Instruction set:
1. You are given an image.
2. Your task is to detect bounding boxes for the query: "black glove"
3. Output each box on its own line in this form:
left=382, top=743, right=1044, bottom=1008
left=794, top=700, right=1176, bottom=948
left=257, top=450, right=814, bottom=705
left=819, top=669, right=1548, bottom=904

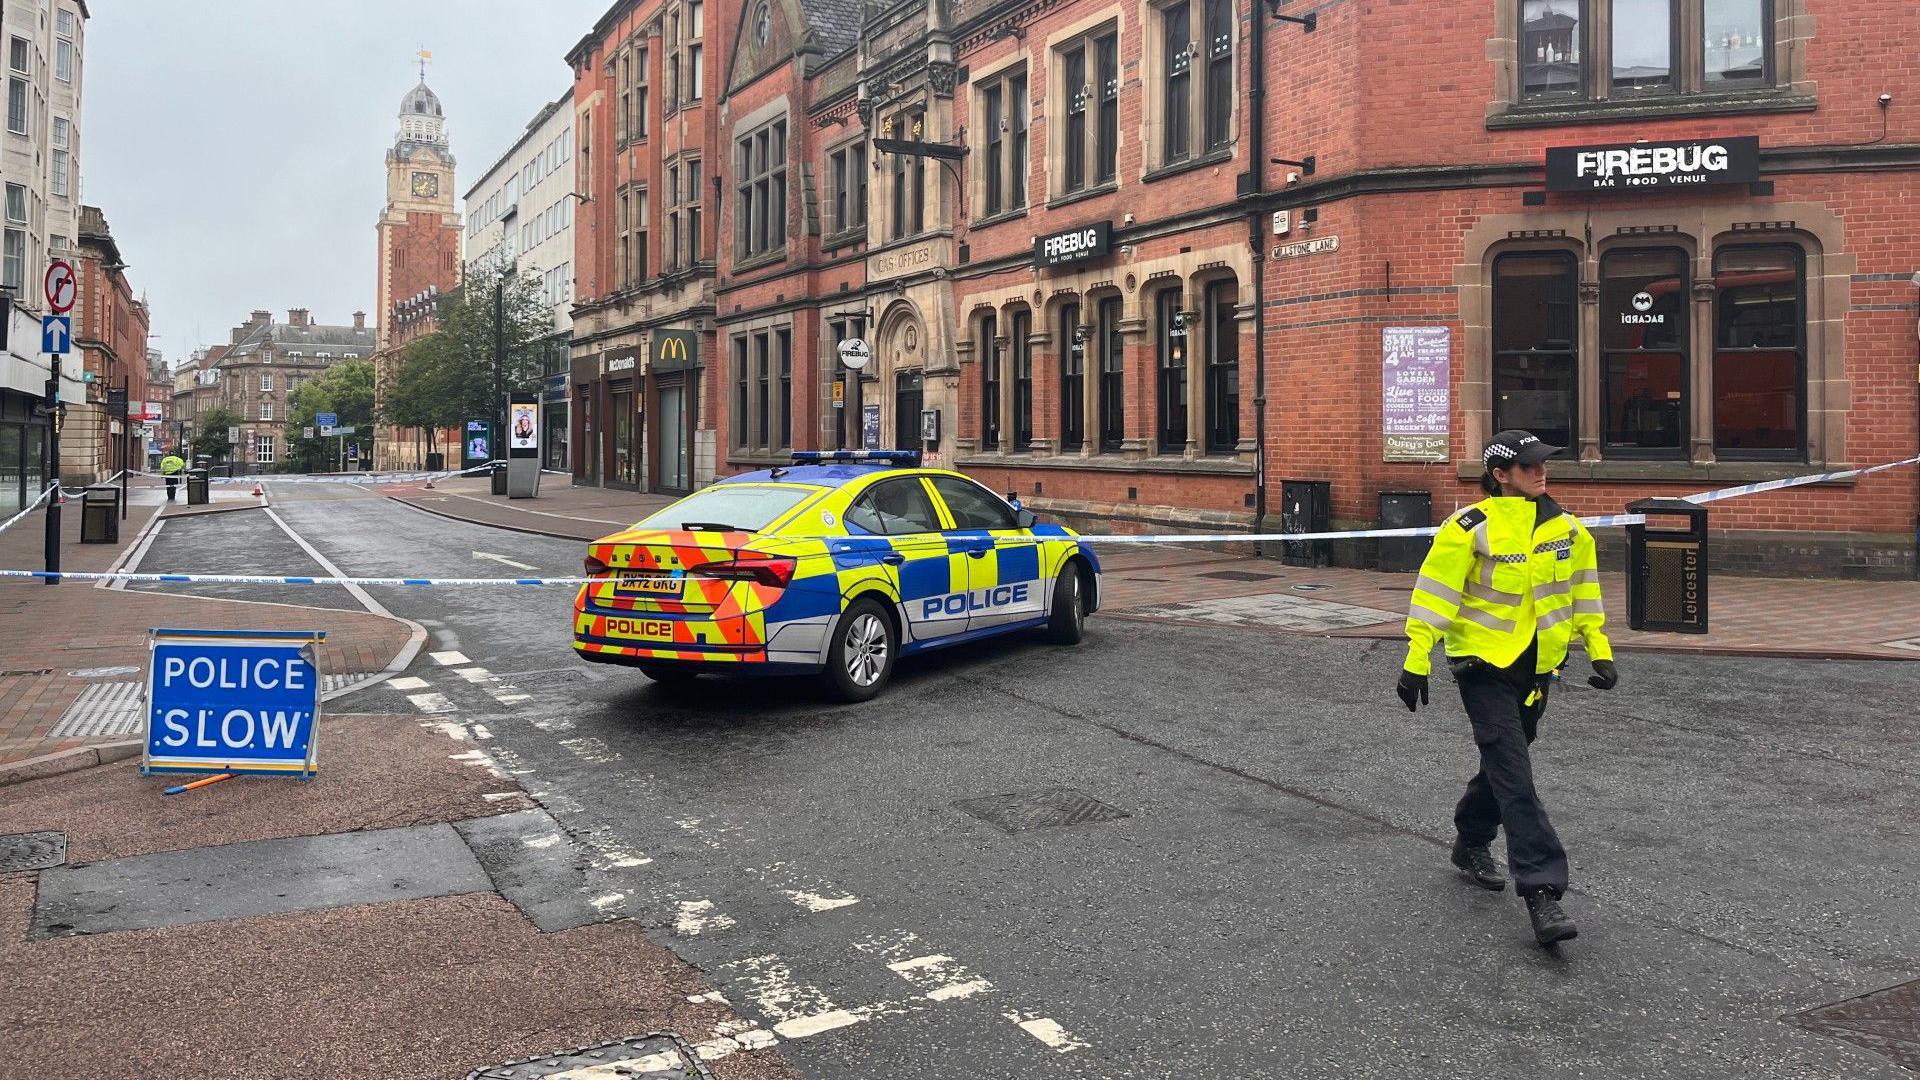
left=1396, top=670, right=1429, bottom=712
left=1588, top=659, right=1619, bottom=691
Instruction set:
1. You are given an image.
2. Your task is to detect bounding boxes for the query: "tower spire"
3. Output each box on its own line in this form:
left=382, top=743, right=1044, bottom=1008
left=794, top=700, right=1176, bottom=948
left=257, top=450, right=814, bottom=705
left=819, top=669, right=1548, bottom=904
left=417, top=46, right=431, bottom=82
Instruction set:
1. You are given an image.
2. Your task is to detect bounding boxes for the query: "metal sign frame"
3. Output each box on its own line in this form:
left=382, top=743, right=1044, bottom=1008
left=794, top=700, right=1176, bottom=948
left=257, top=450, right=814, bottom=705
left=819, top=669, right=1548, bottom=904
left=142, top=628, right=327, bottom=778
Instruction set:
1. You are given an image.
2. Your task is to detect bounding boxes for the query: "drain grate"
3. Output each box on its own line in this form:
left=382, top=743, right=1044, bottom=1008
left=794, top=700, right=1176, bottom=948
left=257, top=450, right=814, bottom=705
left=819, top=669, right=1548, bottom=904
left=955, top=789, right=1130, bottom=834
left=1796, top=978, right=1920, bottom=1071
left=468, top=1032, right=713, bottom=1079
left=47, top=682, right=143, bottom=739
left=0, top=831, right=68, bottom=873
left=1201, top=570, right=1283, bottom=582
left=0, top=668, right=54, bottom=678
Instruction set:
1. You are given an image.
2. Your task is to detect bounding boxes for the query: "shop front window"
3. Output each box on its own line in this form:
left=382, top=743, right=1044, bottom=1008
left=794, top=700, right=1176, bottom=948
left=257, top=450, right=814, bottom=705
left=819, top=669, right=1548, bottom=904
left=1712, top=245, right=1803, bottom=457
left=1600, top=249, right=1688, bottom=456
left=1491, top=252, right=1578, bottom=450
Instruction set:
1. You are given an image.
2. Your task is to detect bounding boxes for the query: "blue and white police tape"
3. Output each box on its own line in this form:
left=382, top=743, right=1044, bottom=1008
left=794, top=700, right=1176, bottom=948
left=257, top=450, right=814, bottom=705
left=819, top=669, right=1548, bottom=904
left=1680, top=454, right=1920, bottom=505
left=202, top=461, right=503, bottom=486
left=0, top=568, right=598, bottom=586
left=0, top=484, right=57, bottom=535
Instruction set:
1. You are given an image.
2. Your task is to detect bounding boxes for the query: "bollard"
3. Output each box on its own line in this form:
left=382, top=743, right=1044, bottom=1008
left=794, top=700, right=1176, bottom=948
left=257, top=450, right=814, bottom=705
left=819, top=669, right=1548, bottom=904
left=1625, top=498, right=1709, bottom=634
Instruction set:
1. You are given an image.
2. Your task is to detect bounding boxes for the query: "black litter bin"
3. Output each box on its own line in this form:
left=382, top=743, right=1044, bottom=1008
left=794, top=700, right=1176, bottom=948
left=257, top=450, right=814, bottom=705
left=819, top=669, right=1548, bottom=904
left=186, top=469, right=210, bottom=506
left=490, top=462, right=508, bottom=495
left=1280, top=480, right=1332, bottom=567
left=1377, top=490, right=1433, bottom=573
left=80, top=485, right=120, bottom=544
left=426, top=452, right=445, bottom=472
left=1625, top=498, right=1709, bottom=633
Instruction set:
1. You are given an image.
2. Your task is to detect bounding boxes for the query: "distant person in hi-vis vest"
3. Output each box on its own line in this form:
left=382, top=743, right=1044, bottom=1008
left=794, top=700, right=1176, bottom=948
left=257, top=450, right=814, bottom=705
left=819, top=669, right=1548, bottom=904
left=1396, top=430, right=1618, bottom=947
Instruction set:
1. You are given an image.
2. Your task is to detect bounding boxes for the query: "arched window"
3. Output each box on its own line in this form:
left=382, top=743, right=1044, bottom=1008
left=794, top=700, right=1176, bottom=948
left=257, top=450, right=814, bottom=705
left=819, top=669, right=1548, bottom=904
left=1058, top=303, right=1085, bottom=452
left=978, top=312, right=1000, bottom=451
left=1010, top=308, right=1033, bottom=451
left=1155, top=289, right=1187, bottom=453
left=1203, top=281, right=1239, bottom=452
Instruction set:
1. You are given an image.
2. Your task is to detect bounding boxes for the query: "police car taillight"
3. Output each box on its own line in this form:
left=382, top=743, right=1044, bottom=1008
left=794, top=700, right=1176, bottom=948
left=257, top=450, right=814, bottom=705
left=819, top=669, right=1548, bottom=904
left=584, top=554, right=611, bottom=576
left=701, top=551, right=797, bottom=588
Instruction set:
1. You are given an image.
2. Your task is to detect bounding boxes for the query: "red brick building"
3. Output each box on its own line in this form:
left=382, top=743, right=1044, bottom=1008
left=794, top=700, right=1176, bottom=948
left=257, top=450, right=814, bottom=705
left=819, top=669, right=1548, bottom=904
left=562, top=0, right=1918, bottom=576
left=70, top=205, right=150, bottom=482
left=568, top=0, right=730, bottom=494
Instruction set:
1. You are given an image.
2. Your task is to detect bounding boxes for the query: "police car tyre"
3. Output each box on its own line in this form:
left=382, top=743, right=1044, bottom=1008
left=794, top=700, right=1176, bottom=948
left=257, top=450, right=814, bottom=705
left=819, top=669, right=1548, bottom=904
left=638, top=663, right=699, bottom=685
left=824, top=597, right=896, bottom=702
left=1043, top=563, right=1086, bottom=645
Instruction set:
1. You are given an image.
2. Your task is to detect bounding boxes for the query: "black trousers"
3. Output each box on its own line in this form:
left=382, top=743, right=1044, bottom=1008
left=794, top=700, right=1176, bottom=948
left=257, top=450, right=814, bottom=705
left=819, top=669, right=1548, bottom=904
left=1451, top=641, right=1569, bottom=897
left=164, top=475, right=178, bottom=501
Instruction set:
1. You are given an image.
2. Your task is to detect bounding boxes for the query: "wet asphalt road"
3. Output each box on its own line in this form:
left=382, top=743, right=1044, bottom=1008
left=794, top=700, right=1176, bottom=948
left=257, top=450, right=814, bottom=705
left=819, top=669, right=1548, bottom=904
left=128, top=484, right=1920, bottom=1079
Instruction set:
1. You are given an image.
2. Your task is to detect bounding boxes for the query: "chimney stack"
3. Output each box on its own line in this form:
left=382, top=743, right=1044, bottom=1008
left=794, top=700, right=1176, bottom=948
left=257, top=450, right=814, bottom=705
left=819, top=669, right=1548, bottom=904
left=353, top=310, right=366, bottom=330
left=288, top=308, right=310, bottom=327
left=250, top=310, right=271, bottom=326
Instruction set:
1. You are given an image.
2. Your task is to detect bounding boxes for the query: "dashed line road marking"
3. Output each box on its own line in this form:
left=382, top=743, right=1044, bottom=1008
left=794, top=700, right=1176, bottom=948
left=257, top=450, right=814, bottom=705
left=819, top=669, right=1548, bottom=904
left=1004, top=1012, right=1089, bottom=1053
left=674, top=899, right=737, bottom=936
left=407, top=692, right=456, bottom=714
left=430, top=650, right=470, bottom=666
left=454, top=666, right=492, bottom=682
left=387, top=676, right=430, bottom=691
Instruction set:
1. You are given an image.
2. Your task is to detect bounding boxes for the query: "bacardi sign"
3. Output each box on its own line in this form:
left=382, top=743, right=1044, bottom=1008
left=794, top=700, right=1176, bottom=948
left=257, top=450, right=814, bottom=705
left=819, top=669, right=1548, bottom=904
left=1545, top=136, right=1760, bottom=192
left=1033, top=221, right=1112, bottom=268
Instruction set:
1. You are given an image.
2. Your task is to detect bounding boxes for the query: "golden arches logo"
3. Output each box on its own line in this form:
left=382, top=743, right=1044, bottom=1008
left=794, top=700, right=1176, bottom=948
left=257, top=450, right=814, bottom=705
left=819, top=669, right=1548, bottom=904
left=658, top=335, right=689, bottom=362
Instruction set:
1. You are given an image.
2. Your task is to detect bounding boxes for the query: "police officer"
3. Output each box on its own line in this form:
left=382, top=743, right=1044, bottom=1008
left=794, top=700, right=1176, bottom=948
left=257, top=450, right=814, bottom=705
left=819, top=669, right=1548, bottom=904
left=1395, top=430, right=1617, bottom=947
left=159, top=452, right=186, bottom=502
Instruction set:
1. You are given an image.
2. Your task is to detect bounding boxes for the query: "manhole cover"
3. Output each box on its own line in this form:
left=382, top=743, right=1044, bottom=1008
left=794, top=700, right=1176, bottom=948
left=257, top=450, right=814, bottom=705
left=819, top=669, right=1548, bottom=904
left=1201, top=570, right=1283, bottom=582
left=1796, top=978, right=1920, bottom=1071
left=0, top=832, right=68, bottom=873
left=468, top=1033, right=712, bottom=1078
left=955, top=789, right=1130, bottom=834
left=1291, top=584, right=1333, bottom=592
left=68, top=665, right=141, bottom=678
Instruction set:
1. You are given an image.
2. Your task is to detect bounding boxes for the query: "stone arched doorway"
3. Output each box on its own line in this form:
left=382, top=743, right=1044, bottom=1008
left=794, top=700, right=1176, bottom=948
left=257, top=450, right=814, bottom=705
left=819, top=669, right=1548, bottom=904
left=872, top=299, right=928, bottom=451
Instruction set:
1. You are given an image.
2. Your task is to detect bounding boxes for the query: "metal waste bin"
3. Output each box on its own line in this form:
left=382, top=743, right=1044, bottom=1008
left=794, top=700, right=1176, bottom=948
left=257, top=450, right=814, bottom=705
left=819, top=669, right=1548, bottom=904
left=186, top=469, right=210, bottom=506
left=490, top=461, right=508, bottom=495
left=80, top=485, right=120, bottom=544
left=1280, top=480, right=1332, bottom=567
left=1377, top=490, right=1433, bottom=573
left=1625, top=497, right=1708, bottom=633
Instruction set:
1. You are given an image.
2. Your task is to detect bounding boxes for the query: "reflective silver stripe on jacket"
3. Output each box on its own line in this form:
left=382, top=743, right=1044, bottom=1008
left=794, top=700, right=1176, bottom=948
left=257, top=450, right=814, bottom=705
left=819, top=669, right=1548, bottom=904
left=1415, top=575, right=1463, bottom=606
left=1464, top=579, right=1524, bottom=605
left=1456, top=605, right=1517, bottom=633
left=1408, top=602, right=1453, bottom=630
left=1572, top=567, right=1600, bottom=587
left=1573, top=598, right=1605, bottom=616
left=1535, top=605, right=1576, bottom=630
left=1534, top=577, right=1573, bottom=599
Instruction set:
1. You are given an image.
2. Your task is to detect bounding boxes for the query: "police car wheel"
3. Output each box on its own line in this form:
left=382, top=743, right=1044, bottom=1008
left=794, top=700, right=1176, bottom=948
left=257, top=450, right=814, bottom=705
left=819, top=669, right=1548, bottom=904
left=824, top=598, right=895, bottom=702
left=638, top=663, right=699, bottom=685
left=1043, top=564, right=1086, bottom=645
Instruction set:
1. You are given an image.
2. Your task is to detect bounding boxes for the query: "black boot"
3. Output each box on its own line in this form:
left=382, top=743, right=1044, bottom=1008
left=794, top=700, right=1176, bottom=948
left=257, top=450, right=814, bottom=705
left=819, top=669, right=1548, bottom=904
left=1450, top=837, right=1507, bottom=891
left=1525, top=891, right=1578, bottom=946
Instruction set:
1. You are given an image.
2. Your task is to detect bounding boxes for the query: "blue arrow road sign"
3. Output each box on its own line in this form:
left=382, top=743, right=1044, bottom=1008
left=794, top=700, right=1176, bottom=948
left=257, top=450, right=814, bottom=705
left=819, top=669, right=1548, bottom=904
left=316, top=412, right=338, bottom=428
left=41, top=315, right=71, bottom=354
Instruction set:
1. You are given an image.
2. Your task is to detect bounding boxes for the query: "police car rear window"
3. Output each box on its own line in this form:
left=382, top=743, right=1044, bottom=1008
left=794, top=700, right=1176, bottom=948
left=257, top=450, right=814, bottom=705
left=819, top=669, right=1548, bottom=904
left=635, top=485, right=814, bottom=533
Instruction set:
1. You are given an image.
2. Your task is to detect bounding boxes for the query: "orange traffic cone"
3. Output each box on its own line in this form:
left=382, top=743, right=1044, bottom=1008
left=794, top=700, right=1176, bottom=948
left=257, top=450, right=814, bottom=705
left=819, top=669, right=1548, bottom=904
left=251, top=484, right=264, bottom=498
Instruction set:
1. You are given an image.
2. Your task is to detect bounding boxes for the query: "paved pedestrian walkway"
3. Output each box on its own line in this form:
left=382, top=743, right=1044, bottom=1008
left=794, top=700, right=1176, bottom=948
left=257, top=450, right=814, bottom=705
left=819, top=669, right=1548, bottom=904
left=0, top=479, right=417, bottom=770
left=386, top=477, right=1920, bottom=661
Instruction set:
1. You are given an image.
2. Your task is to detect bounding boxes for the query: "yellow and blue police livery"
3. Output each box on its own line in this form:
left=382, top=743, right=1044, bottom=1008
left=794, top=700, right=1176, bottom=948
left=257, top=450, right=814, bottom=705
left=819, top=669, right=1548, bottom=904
left=572, top=450, right=1100, bottom=701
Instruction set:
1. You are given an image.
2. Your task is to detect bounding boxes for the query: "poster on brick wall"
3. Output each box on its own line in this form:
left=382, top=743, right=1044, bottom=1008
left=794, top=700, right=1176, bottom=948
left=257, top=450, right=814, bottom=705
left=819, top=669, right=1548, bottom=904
left=1382, top=326, right=1450, bottom=463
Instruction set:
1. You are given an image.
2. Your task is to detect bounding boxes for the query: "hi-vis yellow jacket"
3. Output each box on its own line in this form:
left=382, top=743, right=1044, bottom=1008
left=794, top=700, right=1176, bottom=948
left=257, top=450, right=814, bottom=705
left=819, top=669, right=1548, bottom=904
left=1403, top=495, right=1613, bottom=677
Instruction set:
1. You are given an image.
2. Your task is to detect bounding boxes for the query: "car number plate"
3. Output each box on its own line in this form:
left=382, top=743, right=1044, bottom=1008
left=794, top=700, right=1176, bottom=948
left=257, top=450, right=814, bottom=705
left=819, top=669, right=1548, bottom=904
left=615, top=570, right=683, bottom=596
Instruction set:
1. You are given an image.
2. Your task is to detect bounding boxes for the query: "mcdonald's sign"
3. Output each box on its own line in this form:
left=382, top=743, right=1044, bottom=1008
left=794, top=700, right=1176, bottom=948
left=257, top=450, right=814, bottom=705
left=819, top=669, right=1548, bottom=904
left=654, top=329, right=698, bottom=372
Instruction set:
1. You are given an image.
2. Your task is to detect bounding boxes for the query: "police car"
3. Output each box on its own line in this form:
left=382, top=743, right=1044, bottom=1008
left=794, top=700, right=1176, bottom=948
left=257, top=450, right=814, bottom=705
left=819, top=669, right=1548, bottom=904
left=571, top=450, right=1101, bottom=701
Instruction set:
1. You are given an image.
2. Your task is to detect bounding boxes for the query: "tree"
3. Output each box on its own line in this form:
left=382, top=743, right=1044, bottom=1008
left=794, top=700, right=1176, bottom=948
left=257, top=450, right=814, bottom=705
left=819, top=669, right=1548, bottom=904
left=194, top=406, right=241, bottom=461
left=378, top=267, right=553, bottom=458
left=286, top=358, right=374, bottom=472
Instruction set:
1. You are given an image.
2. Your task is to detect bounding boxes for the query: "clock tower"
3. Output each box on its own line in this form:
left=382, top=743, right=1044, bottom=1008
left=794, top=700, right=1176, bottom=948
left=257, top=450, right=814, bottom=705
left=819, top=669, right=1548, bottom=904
left=374, top=77, right=460, bottom=348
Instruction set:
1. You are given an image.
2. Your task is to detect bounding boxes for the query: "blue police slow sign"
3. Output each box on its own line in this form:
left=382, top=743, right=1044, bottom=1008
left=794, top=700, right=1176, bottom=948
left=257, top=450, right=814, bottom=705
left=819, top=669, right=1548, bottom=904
left=143, top=629, right=325, bottom=778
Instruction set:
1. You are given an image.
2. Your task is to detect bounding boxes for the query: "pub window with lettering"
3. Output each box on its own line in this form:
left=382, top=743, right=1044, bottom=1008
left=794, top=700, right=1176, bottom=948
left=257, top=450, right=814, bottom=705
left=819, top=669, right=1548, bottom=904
left=1491, top=251, right=1579, bottom=450
left=1600, top=248, right=1689, bottom=456
left=1518, top=0, right=1773, bottom=103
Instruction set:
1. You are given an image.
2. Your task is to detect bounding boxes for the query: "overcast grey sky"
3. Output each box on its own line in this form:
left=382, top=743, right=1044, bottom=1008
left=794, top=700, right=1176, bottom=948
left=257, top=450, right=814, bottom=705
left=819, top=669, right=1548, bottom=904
left=83, top=0, right=608, bottom=365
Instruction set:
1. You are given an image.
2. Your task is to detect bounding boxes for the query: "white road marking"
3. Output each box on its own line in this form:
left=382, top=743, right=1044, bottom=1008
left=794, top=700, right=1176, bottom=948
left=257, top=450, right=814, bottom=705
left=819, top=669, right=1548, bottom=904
left=430, top=650, right=470, bottom=666
left=468, top=723, right=492, bottom=740
left=772, top=1010, right=864, bottom=1040
left=885, top=953, right=995, bottom=1002
left=455, top=667, right=491, bottom=682
left=558, top=735, right=619, bottom=763
left=262, top=506, right=392, bottom=618
left=472, top=550, right=538, bottom=571
left=531, top=715, right=577, bottom=732
left=589, top=892, right=626, bottom=910
left=674, top=900, right=736, bottom=936
left=387, top=676, right=430, bottom=690
left=481, top=792, right=521, bottom=802
left=694, top=1025, right=778, bottom=1062
left=1004, top=1011, right=1088, bottom=1053
left=407, top=692, right=456, bottom=714
left=686, top=991, right=729, bottom=1005
left=493, top=692, right=534, bottom=704
left=784, top=890, right=861, bottom=913
left=674, top=817, right=744, bottom=849
left=427, top=721, right=467, bottom=741
left=523, top=834, right=564, bottom=849
left=448, top=749, right=505, bottom=779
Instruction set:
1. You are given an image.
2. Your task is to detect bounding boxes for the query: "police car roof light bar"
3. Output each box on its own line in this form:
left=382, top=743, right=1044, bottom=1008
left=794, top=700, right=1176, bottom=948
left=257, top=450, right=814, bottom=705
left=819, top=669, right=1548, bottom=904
left=790, top=450, right=923, bottom=467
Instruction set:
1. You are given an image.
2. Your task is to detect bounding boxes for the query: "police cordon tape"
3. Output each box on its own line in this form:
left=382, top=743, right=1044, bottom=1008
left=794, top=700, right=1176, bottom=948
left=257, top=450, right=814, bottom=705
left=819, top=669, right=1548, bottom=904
left=0, top=455, right=1914, bottom=586
left=199, top=461, right=504, bottom=485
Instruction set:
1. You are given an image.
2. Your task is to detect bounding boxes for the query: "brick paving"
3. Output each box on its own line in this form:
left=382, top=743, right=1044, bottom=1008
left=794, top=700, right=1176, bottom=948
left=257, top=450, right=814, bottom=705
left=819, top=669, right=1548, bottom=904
left=380, top=479, right=1920, bottom=660
left=0, top=481, right=416, bottom=768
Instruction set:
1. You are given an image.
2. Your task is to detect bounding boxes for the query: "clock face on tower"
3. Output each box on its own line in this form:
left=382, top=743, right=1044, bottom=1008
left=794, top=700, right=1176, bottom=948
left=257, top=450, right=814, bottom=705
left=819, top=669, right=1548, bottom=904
left=411, top=171, right=440, bottom=199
